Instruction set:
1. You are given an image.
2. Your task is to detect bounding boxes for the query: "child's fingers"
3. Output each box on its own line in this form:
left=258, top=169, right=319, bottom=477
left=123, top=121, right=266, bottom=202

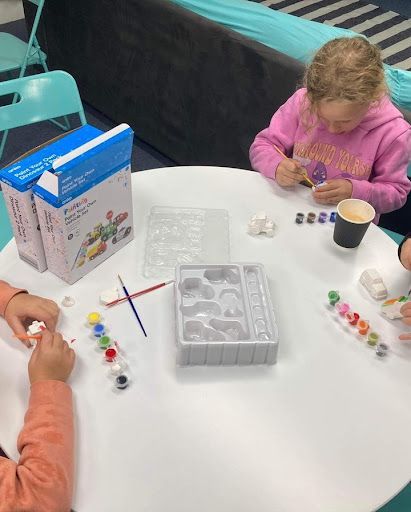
left=401, top=316, right=411, bottom=327
left=313, top=181, right=338, bottom=193
left=399, top=332, right=411, bottom=341
left=8, top=316, right=32, bottom=348
left=400, top=302, right=411, bottom=315
left=27, top=304, right=59, bottom=332
left=313, top=193, right=341, bottom=205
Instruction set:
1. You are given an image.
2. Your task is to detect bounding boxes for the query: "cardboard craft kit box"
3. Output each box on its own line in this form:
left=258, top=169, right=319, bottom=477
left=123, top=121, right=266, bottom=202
left=0, top=125, right=102, bottom=271
left=32, top=123, right=134, bottom=284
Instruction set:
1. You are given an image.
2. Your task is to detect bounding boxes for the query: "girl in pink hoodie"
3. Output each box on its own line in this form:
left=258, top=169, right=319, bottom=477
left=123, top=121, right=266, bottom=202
left=0, top=281, right=75, bottom=512
left=250, top=37, right=411, bottom=220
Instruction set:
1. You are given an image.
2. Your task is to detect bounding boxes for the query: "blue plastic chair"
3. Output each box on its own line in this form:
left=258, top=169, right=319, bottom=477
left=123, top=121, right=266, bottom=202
left=0, top=0, right=48, bottom=78
left=0, top=70, right=87, bottom=162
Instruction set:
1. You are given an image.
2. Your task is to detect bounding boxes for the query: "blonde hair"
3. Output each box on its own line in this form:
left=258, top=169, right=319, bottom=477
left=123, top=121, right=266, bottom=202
left=303, top=37, right=388, bottom=123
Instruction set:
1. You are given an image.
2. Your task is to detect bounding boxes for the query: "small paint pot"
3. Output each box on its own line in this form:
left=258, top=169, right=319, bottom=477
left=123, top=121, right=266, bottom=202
left=115, top=374, right=129, bottom=389
left=329, top=211, right=337, bottom=223
left=357, top=320, right=369, bottom=336
left=105, top=348, right=117, bottom=362
left=98, top=335, right=111, bottom=349
left=328, top=290, right=340, bottom=306
left=336, top=302, right=350, bottom=316
left=110, top=362, right=124, bottom=376
left=93, top=323, right=105, bottom=338
left=367, top=332, right=379, bottom=346
left=295, top=212, right=304, bottom=224
left=376, top=342, right=388, bottom=357
left=307, top=212, right=316, bottom=223
left=318, top=211, right=327, bottom=223
left=345, top=312, right=359, bottom=326
left=87, top=312, right=101, bottom=326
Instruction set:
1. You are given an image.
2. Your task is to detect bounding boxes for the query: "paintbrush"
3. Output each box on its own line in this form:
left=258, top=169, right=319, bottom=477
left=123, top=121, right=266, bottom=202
left=272, top=144, right=316, bottom=187
left=13, top=334, right=42, bottom=341
left=118, top=274, right=147, bottom=338
left=106, top=280, right=174, bottom=308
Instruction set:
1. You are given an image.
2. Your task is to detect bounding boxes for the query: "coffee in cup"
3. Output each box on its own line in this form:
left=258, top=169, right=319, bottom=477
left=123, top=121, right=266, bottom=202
left=333, top=199, right=375, bottom=248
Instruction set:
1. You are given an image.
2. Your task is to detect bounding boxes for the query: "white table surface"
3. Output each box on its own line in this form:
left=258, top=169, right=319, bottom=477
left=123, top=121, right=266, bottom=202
left=0, top=166, right=410, bottom=512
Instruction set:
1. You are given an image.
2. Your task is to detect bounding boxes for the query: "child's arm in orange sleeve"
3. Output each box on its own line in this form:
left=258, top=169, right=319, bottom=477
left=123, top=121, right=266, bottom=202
left=0, top=380, right=74, bottom=512
left=0, top=280, right=27, bottom=317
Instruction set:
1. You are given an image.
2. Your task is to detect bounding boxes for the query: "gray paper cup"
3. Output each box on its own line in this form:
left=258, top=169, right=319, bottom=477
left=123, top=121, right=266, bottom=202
left=333, top=199, right=375, bottom=248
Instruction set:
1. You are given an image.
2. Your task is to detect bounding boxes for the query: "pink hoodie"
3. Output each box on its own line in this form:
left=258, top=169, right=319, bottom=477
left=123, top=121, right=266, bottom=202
left=250, top=89, right=411, bottom=219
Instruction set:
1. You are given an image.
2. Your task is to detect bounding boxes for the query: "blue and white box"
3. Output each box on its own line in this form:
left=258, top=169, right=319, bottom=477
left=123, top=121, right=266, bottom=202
left=33, top=123, right=134, bottom=284
left=0, top=125, right=102, bottom=271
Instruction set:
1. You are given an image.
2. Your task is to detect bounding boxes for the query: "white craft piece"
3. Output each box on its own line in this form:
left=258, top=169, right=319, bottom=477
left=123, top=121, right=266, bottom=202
left=100, top=288, right=120, bottom=305
left=27, top=320, right=46, bottom=336
left=247, top=212, right=275, bottom=237
left=359, top=269, right=388, bottom=300
left=61, top=296, right=76, bottom=307
left=26, top=320, right=46, bottom=346
left=175, top=263, right=279, bottom=365
left=381, top=296, right=410, bottom=320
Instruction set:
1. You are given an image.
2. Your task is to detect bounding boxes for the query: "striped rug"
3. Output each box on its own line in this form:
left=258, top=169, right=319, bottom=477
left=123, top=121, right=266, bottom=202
left=257, top=0, right=411, bottom=71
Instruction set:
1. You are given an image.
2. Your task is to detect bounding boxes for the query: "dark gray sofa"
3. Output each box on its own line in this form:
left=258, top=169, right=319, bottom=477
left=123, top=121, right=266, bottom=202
left=24, top=0, right=409, bottom=235
left=24, top=0, right=304, bottom=170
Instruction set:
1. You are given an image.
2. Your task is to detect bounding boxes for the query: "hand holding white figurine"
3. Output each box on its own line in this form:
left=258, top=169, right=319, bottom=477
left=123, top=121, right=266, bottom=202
left=4, top=292, right=60, bottom=347
left=312, top=179, right=353, bottom=205
left=28, top=330, right=75, bottom=384
left=399, top=302, right=411, bottom=340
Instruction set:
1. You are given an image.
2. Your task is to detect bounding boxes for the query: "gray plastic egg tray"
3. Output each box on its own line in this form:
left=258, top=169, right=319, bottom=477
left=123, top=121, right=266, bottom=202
left=144, top=206, right=230, bottom=278
left=175, top=264, right=279, bottom=365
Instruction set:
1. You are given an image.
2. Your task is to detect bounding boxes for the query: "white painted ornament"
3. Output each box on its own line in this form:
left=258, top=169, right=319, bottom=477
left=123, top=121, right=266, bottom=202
left=247, top=212, right=275, bottom=237
left=100, top=288, right=120, bottom=305
left=62, top=296, right=76, bottom=307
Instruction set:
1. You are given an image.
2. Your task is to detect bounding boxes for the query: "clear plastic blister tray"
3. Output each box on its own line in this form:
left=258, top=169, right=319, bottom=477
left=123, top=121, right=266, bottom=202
left=175, top=264, right=279, bottom=365
left=144, top=207, right=230, bottom=279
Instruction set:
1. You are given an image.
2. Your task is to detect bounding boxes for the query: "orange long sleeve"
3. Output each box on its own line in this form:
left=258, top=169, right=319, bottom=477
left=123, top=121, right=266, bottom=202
left=0, top=381, right=74, bottom=512
left=0, top=280, right=26, bottom=317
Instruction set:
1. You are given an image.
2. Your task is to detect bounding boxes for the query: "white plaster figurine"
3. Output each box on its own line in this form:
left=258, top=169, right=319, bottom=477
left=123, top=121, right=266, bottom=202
left=27, top=320, right=46, bottom=346
left=248, top=212, right=275, bottom=237
left=359, top=269, right=388, bottom=300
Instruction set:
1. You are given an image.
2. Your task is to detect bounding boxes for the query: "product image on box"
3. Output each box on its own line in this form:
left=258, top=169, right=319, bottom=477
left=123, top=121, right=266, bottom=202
left=33, top=124, right=134, bottom=284
left=0, top=125, right=102, bottom=271
left=73, top=211, right=131, bottom=269
left=175, top=263, right=279, bottom=365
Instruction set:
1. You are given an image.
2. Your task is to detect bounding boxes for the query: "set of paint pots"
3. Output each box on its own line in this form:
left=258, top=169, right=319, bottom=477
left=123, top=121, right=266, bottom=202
left=87, top=312, right=130, bottom=389
left=295, top=211, right=337, bottom=224
left=327, top=291, right=388, bottom=357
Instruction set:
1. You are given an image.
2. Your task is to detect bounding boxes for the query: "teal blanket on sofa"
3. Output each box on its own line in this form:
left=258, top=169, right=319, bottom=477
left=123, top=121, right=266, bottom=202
left=170, top=0, right=411, bottom=112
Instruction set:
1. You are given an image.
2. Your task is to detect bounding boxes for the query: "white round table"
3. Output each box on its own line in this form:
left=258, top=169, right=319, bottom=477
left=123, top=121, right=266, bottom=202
left=0, top=166, right=410, bottom=512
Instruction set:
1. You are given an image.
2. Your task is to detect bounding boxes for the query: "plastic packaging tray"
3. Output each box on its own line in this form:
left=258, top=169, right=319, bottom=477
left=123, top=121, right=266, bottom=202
left=144, top=207, right=230, bottom=278
left=175, top=263, right=279, bottom=365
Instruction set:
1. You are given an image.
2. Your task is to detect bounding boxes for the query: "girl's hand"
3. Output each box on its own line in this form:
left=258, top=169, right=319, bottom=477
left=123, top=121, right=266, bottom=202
left=29, top=330, right=75, bottom=384
left=4, top=293, right=60, bottom=347
left=276, top=159, right=306, bottom=187
left=312, top=179, right=353, bottom=205
left=399, top=302, right=411, bottom=340
left=400, top=238, right=411, bottom=271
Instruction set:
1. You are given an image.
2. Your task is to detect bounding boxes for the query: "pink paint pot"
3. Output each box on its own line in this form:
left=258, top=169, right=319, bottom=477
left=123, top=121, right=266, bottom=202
left=336, top=302, right=350, bottom=316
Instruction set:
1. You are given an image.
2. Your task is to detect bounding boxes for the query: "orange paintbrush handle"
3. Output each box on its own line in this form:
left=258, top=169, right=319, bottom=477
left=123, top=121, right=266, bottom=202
left=13, top=334, right=42, bottom=341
